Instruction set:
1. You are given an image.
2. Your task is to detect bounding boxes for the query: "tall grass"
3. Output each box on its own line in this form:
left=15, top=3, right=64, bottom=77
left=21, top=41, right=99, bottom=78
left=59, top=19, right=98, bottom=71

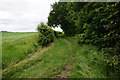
left=2, top=32, right=39, bottom=69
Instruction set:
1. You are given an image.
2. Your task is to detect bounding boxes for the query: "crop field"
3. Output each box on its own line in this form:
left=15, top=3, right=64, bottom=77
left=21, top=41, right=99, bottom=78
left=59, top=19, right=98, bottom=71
left=2, top=32, right=39, bottom=69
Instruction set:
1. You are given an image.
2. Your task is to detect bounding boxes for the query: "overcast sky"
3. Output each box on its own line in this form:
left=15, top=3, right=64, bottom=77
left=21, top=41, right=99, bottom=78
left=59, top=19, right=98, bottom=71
left=0, top=0, right=62, bottom=32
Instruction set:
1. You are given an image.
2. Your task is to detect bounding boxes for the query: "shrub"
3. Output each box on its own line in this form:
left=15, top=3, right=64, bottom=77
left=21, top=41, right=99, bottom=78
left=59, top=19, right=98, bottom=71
left=101, top=47, right=120, bottom=77
left=37, top=22, right=55, bottom=46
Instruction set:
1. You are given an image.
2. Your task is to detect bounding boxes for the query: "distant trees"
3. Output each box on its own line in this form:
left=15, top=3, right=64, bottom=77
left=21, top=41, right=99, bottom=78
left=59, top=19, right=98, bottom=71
left=1, top=31, right=8, bottom=32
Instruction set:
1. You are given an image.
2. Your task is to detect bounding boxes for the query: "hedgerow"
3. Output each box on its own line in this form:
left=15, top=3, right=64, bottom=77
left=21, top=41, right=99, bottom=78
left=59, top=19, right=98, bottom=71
left=48, top=2, right=120, bottom=77
left=37, top=22, right=55, bottom=46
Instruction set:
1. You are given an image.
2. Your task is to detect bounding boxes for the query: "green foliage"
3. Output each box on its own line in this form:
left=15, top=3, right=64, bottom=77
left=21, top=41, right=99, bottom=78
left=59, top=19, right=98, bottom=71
left=48, top=2, right=76, bottom=36
left=102, top=48, right=120, bottom=66
left=37, top=22, right=55, bottom=46
left=54, top=31, right=64, bottom=38
left=101, top=47, right=120, bottom=77
left=48, top=2, right=120, bottom=77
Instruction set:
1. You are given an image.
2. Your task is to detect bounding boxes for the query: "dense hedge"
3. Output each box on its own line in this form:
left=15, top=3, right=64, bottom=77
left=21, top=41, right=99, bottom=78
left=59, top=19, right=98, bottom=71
left=37, top=22, right=55, bottom=46
left=48, top=2, right=120, bottom=77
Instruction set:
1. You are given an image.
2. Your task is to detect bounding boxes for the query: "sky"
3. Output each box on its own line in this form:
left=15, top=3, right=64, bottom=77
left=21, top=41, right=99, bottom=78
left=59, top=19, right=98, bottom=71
left=0, top=0, right=62, bottom=32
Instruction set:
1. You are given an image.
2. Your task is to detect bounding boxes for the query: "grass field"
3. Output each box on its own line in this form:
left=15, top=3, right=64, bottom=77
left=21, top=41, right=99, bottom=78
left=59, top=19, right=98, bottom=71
left=2, top=32, right=40, bottom=69
left=2, top=33, right=110, bottom=78
left=2, top=32, right=37, bottom=43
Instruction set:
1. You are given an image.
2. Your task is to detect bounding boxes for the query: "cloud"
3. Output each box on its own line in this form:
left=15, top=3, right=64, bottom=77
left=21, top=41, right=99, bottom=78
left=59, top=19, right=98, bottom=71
left=0, top=0, right=62, bottom=32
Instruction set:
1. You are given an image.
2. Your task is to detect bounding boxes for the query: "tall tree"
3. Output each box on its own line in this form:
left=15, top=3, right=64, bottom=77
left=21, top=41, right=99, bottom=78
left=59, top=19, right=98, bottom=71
left=47, top=2, right=76, bottom=36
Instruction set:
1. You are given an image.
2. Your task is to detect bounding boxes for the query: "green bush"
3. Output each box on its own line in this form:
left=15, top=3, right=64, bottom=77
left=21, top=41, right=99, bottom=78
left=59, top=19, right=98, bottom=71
left=37, top=22, right=55, bottom=46
left=101, top=47, right=120, bottom=77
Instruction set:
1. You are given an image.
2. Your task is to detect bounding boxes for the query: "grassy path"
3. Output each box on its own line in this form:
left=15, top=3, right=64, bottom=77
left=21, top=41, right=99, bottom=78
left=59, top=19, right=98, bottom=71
left=52, top=38, right=73, bottom=78
left=3, top=37, right=107, bottom=78
left=3, top=38, right=73, bottom=78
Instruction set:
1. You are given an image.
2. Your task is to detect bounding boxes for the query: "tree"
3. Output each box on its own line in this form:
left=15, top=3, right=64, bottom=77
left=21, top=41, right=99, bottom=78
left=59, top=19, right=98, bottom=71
left=47, top=2, right=76, bottom=36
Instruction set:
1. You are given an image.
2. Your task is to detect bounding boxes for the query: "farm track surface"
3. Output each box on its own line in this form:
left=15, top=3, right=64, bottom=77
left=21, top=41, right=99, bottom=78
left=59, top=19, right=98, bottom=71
left=3, top=38, right=75, bottom=78
left=52, top=38, right=74, bottom=78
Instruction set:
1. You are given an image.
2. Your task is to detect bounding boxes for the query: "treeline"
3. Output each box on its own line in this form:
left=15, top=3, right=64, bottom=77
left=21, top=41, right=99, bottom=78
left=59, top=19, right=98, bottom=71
left=47, top=2, right=120, bottom=77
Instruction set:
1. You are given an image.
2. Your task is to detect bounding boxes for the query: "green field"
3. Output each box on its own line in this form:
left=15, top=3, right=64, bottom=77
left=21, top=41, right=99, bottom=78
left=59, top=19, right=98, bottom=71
left=2, top=32, right=111, bottom=78
left=2, top=32, right=37, bottom=43
left=2, top=32, right=40, bottom=69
